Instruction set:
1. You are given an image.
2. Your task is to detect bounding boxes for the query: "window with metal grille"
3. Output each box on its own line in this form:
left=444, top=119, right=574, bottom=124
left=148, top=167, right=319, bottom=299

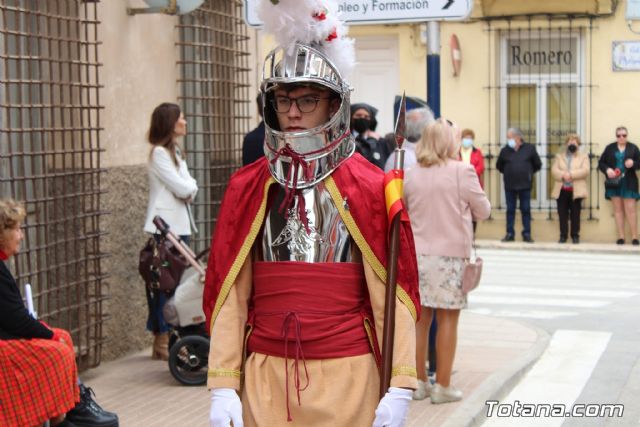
left=0, top=0, right=105, bottom=369
left=177, top=0, right=252, bottom=253
left=482, top=17, right=600, bottom=220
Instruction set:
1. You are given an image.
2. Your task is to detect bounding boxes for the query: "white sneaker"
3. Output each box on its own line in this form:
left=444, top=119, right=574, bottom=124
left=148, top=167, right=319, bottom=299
left=430, top=383, right=463, bottom=404
left=412, top=379, right=431, bottom=400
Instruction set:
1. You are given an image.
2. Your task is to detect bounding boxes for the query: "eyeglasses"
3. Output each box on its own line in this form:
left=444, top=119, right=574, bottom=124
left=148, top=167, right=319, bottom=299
left=271, top=95, right=330, bottom=113
left=617, top=134, right=627, bottom=138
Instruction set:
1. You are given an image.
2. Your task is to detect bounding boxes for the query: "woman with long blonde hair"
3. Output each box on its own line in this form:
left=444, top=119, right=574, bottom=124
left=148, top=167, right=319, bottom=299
left=403, top=119, right=491, bottom=403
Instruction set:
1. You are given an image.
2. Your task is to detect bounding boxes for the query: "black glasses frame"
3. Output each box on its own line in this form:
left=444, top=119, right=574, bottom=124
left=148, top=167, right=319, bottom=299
left=270, top=95, right=330, bottom=113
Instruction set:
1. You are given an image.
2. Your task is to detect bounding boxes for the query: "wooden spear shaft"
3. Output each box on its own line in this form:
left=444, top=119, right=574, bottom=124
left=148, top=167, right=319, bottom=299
left=379, top=188, right=402, bottom=398
left=380, top=94, right=407, bottom=399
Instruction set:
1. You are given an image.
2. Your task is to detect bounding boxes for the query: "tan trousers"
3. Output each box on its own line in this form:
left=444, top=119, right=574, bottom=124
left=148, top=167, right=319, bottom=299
left=242, top=352, right=379, bottom=427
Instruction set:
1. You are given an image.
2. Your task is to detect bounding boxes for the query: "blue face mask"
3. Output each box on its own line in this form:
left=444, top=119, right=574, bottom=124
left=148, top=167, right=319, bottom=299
left=462, top=138, right=474, bottom=148
left=507, top=138, right=516, bottom=148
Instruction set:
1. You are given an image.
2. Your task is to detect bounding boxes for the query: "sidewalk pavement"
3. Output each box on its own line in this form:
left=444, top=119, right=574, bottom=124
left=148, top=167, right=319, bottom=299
left=82, top=311, right=549, bottom=427
left=476, top=238, right=640, bottom=253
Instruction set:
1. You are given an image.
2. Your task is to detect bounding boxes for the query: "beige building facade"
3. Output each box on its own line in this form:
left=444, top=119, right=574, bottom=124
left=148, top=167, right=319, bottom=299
left=308, top=0, right=638, bottom=244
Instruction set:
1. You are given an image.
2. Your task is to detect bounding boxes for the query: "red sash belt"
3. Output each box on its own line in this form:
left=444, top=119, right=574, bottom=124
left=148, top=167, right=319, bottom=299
left=248, top=261, right=374, bottom=358
left=247, top=261, right=377, bottom=421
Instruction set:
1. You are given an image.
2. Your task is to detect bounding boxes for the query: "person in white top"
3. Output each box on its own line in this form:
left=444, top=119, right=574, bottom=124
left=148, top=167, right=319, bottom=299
left=384, top=107, right=434, bottom=173
left=142, top=102, right=198, bottom=360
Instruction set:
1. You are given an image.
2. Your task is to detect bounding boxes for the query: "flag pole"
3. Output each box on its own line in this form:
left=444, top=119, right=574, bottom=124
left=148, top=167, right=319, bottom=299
left=380, top=93, right=407, bottom=398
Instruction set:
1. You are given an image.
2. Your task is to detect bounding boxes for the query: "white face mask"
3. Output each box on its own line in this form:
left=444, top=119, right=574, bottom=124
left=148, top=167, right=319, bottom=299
left=507, top=138, right=516, bottom=148
left=462, top=138, right=474, bottom=148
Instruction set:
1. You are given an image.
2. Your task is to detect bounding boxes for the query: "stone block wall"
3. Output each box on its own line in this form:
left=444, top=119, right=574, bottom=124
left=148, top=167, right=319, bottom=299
left=100, top=164, right=151, bottom=361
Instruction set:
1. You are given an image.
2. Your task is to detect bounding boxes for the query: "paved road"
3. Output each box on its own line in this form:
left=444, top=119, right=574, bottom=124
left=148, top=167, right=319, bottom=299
left=471, top=248, right=640, bottom=427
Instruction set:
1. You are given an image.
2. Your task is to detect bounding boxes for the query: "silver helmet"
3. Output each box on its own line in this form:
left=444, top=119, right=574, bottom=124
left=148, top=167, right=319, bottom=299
left=261, top=42, right=354, bottom=189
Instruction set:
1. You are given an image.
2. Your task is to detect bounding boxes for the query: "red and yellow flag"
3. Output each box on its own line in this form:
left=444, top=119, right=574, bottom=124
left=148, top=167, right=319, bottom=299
left=384, top=168, right=406, bottom=228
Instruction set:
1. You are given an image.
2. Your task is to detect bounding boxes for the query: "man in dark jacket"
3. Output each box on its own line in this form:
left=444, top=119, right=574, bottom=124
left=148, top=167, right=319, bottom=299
left=496, top=127, right=542, bottom=242
left=242, top=94, right=266, bottom=166
left=350, top=103, right=390, bottom=169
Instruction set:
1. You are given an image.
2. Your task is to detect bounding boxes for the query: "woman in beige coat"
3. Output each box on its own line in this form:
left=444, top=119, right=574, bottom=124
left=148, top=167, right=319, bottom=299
left=551, top=134, right=589, bottom=243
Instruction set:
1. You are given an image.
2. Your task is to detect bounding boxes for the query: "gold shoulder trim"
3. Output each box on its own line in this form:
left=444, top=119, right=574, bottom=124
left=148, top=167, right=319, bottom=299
left=324, top=176, right=417, bottom=321
left=209, top=177, right=275, bottom=334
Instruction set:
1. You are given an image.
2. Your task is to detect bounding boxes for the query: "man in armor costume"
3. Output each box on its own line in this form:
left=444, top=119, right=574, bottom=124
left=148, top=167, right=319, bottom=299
left=204, top=2, right=420, bottom=426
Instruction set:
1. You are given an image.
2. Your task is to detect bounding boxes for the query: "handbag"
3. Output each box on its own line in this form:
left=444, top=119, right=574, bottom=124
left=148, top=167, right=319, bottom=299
left=456, top=167, right=483, bottom=294
left=604, top=173, right=624, bottom=190
left=461, top=255, right=483, bottom=294
left=139, top=236, right=190, bottom=294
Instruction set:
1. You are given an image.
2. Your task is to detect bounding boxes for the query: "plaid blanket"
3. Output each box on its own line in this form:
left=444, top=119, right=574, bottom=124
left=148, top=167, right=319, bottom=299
left=0, top=328, right=79, bottom=426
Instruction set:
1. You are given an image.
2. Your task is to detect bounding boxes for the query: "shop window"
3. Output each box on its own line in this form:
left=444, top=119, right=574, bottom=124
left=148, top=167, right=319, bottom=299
left=483, top=18, right=598, bottom=220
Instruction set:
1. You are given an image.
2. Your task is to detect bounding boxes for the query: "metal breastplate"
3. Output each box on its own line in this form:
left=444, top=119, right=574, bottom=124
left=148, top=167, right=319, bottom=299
left=258, top=182, right=352, bottom=262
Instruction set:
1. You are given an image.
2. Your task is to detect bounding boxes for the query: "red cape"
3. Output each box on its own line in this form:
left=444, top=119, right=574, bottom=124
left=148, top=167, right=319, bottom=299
left=203, top=154, right=420, bottom=332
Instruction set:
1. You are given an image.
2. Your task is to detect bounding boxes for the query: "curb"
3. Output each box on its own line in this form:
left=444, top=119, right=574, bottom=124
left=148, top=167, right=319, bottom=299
left=440, top=322, right=551, bottom=427
left=475, top=240, right=639, bottom=254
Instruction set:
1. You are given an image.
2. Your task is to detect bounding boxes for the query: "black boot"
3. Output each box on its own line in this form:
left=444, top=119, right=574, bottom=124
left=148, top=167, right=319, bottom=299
left=66, top=384, right=119, bottom=427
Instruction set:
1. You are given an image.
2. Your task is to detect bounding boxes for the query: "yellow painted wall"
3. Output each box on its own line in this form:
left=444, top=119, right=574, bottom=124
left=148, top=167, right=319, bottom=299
left=437, top=6, right=640, bottom=242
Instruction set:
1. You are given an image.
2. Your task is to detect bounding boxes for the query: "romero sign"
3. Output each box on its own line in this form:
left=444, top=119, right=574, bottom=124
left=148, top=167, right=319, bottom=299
left=244, top=0, right=473, bottom=26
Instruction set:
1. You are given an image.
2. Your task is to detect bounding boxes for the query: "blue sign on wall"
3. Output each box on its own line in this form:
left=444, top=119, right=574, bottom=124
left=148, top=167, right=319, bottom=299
left=613, top=41, right=640, bottom=71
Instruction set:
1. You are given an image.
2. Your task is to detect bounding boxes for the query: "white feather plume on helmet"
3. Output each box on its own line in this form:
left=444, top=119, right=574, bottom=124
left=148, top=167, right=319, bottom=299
left=257, top=0, right=355, bottom=79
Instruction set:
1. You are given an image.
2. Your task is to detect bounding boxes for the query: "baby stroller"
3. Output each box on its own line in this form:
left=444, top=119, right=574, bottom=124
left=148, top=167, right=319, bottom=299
left=152, top=216, right=210, bottom=386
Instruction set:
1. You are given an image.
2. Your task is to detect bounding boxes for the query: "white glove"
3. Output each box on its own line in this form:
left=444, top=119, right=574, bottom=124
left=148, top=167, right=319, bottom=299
left=372, top=387, right=412, bottom=427
left=210, top=388, right=243, bottom=427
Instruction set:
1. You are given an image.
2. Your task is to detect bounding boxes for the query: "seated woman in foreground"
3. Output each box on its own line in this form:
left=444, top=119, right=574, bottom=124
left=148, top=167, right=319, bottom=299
left=0, top=198, right=118, bottom=427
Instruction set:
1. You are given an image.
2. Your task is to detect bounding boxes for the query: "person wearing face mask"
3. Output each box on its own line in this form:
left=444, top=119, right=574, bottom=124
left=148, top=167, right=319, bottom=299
left=458, top=129, right=485, bottom=188
left=350, top=103, right=390, bottom=169
left=496, top=127, right=542, bottom=242
left=551, top=134, right=589, bottom=244
left=458, top=129, right=486, bottom=233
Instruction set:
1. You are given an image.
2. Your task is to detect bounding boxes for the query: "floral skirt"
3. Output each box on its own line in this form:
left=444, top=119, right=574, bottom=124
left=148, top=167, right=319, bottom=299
left=417, top=255, right=467, bottom=309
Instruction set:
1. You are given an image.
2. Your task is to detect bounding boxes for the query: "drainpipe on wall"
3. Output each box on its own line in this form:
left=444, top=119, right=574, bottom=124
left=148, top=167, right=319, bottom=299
left=426, top=21, right=441, bottom=119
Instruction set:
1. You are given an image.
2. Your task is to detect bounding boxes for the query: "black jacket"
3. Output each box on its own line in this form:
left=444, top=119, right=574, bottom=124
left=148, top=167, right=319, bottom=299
left=496, top=143, right=542, bottom=191
left=242, top=121, right=265, bottom=167
left=598, top=142, right=640, bottom=194
left=354, top=134, right=390, bottom=170
left=0, top=260, right=53, bottom=340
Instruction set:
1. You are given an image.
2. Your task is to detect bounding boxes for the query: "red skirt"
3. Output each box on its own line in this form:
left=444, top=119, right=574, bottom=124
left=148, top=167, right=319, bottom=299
left=0, top=328, right=79, bottom=427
